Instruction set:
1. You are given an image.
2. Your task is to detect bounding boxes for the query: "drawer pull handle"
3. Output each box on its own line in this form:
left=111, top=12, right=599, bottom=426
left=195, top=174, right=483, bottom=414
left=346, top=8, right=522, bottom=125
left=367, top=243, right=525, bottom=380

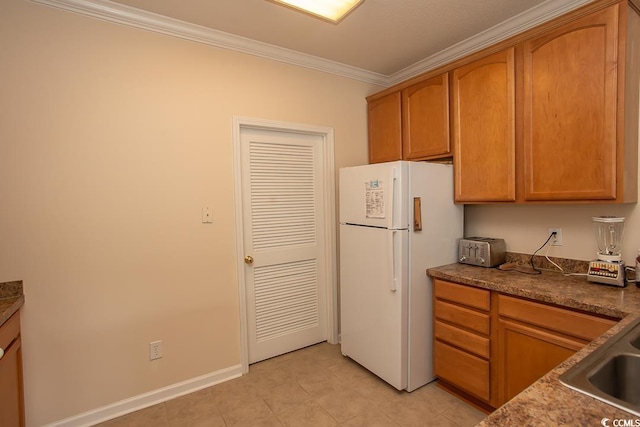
left=0, top=347, right=4, bottom=360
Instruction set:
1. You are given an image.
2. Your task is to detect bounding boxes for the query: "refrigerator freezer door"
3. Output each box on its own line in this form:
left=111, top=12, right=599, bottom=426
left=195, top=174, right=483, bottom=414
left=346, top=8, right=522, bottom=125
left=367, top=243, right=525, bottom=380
left=340, top=223, right=409, bottom=390
left=339, top=161, right=408, bottom=230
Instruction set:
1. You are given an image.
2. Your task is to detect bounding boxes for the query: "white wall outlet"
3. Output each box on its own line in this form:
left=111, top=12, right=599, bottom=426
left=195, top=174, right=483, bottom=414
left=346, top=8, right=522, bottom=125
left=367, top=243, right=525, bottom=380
left=547, top=228, right=563, bottom=246
left=149, top=340, right=163, bottom=360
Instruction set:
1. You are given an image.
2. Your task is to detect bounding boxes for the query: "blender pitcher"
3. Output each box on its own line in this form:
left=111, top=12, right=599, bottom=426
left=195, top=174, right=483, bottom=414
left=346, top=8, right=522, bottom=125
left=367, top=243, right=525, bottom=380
left=593, top=216, right=624, bottom=262
left=588, top=216, right=626, bottom=286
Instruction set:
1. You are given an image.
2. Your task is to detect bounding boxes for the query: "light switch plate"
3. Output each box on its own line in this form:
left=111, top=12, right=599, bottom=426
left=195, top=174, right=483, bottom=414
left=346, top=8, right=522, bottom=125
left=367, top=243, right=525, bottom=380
left=202, top=207, right=212, bottom=223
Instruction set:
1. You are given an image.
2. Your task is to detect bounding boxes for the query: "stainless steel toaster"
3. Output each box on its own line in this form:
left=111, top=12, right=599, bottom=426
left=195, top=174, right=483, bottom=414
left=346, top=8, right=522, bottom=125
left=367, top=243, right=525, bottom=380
left=458, top=237, right=506, bottom=268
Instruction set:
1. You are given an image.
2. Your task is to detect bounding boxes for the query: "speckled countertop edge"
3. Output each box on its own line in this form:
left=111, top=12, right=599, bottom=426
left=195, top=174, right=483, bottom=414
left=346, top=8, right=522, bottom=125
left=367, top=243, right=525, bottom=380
left=427, top=263, right=640, bottom=426
left=0, top=281, right=24, bottom=326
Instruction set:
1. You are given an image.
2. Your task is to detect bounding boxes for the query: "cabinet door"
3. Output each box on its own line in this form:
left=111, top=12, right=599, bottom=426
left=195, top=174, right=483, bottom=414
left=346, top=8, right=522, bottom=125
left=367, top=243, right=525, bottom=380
left=497, top=318, right=583, bottom=406
left=368, top=92, right=402, bottom=164
left=522, top=5, right=618, bottom=200
left=453, top=48, right=516, bottom=202
left=0, top=312, right=24, bottom=427
left=402, top=73, right=450, bottom=160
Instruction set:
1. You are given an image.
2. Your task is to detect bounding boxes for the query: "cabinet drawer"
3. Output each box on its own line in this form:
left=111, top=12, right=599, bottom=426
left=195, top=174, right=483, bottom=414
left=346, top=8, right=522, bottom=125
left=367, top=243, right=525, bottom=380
left=434, top=279, right=490, bottom=311
left=435, top=320, right=490, bottom=359
left=0, top=312, right=20, bottom=351
left=435, top=300, right=490, bottom=335
left=498, top=294, right=617, bottom=342
left=434, top=340, right=490, bottom=401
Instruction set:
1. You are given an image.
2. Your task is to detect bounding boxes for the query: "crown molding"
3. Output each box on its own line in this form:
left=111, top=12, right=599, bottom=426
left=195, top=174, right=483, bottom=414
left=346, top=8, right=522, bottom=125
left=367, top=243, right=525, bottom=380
left=31, top=0, right=591, bottom=88
left=386, top=0, right=594, bottom=86
left=30, top=0, right=389, bottom=86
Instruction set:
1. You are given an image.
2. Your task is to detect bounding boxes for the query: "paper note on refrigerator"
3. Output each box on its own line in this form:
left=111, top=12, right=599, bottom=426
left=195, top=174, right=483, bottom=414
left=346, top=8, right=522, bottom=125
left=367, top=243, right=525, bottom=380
left=365, top=180, right=385, bottom=218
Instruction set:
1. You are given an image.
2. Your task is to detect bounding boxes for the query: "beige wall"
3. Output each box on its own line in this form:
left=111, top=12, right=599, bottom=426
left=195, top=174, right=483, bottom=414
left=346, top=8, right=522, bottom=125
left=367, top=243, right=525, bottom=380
left=466, top=202, right=640, bottom=267
left=3, top=1, right=640, bottom=426
left=0, top=1, right=377, bottom=425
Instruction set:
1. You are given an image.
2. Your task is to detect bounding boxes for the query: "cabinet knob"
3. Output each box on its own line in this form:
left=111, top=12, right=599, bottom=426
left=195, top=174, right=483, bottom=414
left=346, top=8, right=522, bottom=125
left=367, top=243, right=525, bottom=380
left=244, top=255, right=254, bottom=265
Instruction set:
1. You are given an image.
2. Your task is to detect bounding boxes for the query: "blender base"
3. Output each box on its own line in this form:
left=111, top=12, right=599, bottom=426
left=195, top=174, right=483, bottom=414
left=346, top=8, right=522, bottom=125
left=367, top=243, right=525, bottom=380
left=587, top=260, right=626, bottom=287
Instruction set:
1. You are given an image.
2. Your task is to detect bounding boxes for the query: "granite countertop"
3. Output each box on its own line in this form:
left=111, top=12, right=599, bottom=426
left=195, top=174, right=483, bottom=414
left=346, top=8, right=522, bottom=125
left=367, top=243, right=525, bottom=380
left=0, top=281, right=24, bottom=327
left=427, top=261, right=640, bottom=426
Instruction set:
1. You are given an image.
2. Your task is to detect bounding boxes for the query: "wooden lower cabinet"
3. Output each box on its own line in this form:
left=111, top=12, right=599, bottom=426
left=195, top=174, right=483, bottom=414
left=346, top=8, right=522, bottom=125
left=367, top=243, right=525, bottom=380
left=497, top=318, right=582, bottom=404
left=433, top=279, right=494, bottom=409
left=496, top=294, right=616, bottom=406
left=434, top=340, right=490, bottom=401
left=433, top=278, right=618, bottom=411
left=0, top=311, right=24, bottom=427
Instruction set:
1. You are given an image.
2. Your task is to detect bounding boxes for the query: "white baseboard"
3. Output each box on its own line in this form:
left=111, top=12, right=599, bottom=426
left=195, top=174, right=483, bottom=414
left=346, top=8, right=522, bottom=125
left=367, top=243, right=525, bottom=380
left=44, top=364, right=243, bottom=427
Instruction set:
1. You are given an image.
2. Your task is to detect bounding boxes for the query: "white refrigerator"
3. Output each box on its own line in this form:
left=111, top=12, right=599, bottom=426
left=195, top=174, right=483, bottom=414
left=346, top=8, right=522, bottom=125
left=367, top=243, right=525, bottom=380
left=339, top=160, right=463, bottom=391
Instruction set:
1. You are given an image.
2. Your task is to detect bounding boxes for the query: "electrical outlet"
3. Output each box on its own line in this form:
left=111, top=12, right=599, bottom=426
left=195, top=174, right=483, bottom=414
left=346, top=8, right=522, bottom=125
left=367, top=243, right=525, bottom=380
left=149, top=340, right=162, bottom=361
left=547, top=228, right=563, bottom=246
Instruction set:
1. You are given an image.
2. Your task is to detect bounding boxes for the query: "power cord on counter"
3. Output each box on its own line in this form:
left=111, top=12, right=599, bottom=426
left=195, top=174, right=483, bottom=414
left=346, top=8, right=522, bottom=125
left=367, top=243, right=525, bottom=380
left=625, top=266, right=637, bottom=285
left=534, top=232, right=638, bottom=282
left=522, top=231, right=587, bottom=277
left=526, top=233, right=553, bottom=274
left=497, top=233, right=554, bottom=275
left=542, top=234, right=588, bottom=277
left=502, top=232, right=639, bottom=281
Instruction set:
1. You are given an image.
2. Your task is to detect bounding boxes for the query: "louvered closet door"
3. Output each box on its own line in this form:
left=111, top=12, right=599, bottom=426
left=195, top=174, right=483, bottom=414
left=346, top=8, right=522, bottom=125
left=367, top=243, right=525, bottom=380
left=241, top=127, right=327, bottom=363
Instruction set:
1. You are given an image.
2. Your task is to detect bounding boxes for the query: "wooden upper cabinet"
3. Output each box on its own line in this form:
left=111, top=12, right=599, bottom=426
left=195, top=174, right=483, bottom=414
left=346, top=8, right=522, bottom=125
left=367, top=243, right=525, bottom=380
left=522, top=5, right=620, bottom=201
left=367, top=91, right=402, bottom=164
left=402, top=73, right=451, bottom=160
left=366, top=0, right=638, bottom=202
left=453, top=48, right=516, bottom=202
left=367, top=73, right=451, bottom=163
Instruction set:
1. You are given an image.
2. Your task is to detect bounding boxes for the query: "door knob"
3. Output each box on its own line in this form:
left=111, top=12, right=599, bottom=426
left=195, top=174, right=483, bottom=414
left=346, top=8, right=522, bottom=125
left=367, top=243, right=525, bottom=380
left=244, top=255, right=254, bottom=265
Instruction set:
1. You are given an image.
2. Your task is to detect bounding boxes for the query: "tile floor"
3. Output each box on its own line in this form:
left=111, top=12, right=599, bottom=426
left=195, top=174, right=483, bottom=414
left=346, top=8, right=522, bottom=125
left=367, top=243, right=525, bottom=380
left=97, top=342, right=487, bottom=427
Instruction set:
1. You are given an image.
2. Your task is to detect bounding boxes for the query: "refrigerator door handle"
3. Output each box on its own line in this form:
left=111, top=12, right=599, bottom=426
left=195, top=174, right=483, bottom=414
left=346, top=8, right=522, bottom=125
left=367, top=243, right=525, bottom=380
left=390, top=230, right=397, bottom=292
left=390, top=167, right=397, bottom=229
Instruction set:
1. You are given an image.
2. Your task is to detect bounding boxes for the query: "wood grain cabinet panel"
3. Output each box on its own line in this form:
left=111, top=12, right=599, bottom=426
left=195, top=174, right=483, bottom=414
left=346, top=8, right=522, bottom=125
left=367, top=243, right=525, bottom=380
left=367, top=73, right=451, bottom=163
left=433, top=278, right=490, bottom=310
left=498, top=294, right=616, bottom=342
left=497, top=318, right=582, bottom=404
left=433, top=278, right=620, bottom=411
left=402, top=73, right=451, bottom=160
left=434, top=300, right=490, bottom=335
left=433, top=279, right=493, bottom=408
left=0, top=312, right=24, bottom=427
left=496, top=294, right=617, bottom=406
left=435, top=320, right=490, bottom=359
left=366, top=0, right=639, bottom=203
left=434, top=340, right=490, bottom=402
left=367, top=91, right=402, bottom=164
left=452, top=48, right=516, bottom=202
left=523, top=5, right=619, bottom=201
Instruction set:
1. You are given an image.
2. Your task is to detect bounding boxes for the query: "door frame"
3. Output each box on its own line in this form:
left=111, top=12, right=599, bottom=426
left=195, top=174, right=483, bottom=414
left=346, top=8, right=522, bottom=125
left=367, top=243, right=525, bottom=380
left=232, top=116, right=338, bottom=374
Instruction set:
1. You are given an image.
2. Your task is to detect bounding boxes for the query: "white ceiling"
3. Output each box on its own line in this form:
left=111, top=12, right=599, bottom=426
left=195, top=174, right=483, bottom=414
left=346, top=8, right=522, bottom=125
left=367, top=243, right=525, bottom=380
left=36, top=0, right=595, bottom=86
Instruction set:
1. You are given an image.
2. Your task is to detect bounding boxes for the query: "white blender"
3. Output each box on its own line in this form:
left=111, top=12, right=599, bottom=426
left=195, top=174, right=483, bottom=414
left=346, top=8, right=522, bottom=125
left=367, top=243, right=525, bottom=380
left=587, top=216, right=626, bottom=287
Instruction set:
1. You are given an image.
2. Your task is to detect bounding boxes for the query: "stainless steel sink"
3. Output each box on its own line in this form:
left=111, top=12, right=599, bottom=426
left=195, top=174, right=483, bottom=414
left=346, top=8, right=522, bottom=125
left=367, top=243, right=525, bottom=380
left=589, top=354, right=640, bottom=405
left=560, top=318, right=640, bottom=416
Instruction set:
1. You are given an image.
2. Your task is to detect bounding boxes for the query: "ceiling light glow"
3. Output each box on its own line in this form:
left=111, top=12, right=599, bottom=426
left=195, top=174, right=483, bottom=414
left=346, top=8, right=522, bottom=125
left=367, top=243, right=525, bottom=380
left=270, top=0, right=363, bottom=23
